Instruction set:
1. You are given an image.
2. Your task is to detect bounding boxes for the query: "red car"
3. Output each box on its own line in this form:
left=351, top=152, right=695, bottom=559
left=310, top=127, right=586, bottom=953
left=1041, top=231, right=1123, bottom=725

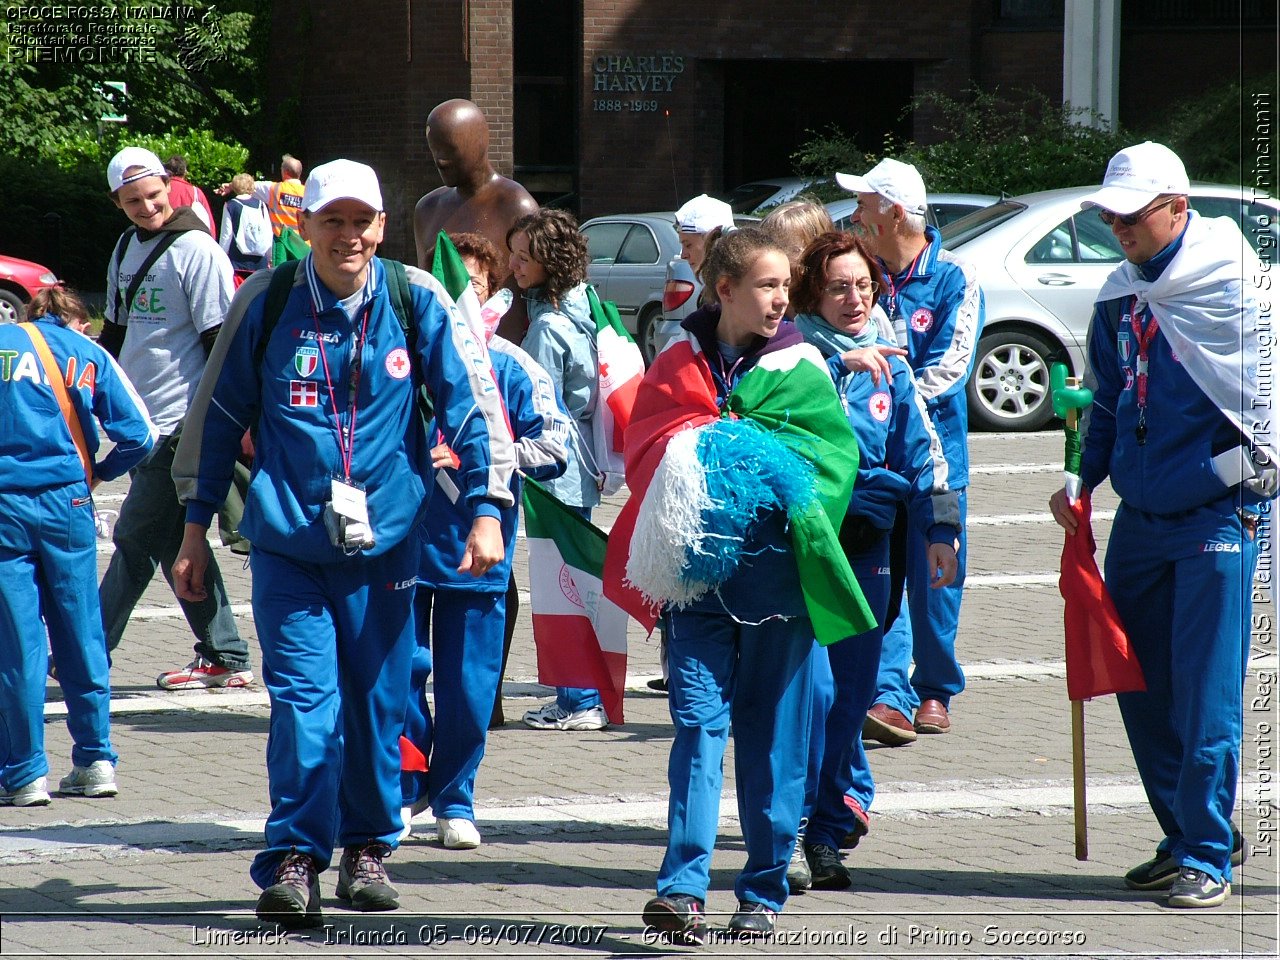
left=0, top=254, right=60, bottom=323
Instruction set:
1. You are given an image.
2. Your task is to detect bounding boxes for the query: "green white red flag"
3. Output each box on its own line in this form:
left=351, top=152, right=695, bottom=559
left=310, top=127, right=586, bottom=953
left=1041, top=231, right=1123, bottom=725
left=522, top=477, right=629, bottom=724
left=586, top=287, right=644, bottom=496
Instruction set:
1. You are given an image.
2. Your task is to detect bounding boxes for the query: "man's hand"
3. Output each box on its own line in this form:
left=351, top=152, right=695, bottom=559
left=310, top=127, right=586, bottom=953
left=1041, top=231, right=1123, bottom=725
left=1049, top=488, right=1080, bottom=535
left=458, top=515, right=504, bottom=576
left=173, top=522, right=212, bottom=601
left=927, top=541, right=958, bottom=588
left=839, top=344, right=909, bottom=385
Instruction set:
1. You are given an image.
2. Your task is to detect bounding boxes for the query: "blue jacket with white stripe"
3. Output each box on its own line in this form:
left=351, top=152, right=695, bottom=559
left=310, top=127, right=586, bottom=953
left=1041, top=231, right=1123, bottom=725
left=879, top=225, right=985, bottom=488
left=174, top=256, right=516, bottom=563
left=418, top=336, right=571, bottom=591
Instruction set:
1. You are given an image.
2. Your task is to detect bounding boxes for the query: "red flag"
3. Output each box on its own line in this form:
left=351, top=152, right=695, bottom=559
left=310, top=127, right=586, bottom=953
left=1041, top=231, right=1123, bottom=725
left=1060, top=492, right=1145, bottom=700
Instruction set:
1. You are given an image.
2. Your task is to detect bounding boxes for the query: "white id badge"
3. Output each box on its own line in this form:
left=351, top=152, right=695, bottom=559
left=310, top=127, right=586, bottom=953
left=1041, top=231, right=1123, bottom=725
left=330, top=477, right=370, bottom=523
left=435, top=469, right=461, bottom=504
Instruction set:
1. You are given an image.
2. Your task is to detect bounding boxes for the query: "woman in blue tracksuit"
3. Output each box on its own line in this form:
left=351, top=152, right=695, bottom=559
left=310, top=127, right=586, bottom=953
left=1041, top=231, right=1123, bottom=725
left=0, top=286, right=156, bottom=807
left=792, top=232, right=959, bottom=889
left=401, top=232, right=571, bottom=849
left=509, top=209, right=608, bottom=731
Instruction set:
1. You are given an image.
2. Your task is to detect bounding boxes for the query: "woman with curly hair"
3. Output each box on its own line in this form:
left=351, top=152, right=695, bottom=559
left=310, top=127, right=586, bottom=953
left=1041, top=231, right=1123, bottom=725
left=507, top=208, right=609, bottom=732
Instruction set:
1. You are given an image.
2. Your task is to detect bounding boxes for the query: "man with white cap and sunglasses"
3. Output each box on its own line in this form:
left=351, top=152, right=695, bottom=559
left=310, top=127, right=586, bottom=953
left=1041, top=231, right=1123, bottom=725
left=1050, top=141, right=1275, bottom=908
left=172, top=159, right=516, bottom=927
left=839, top=157, right=984, bottom=748
left=97, top=146, right=252, bottom=694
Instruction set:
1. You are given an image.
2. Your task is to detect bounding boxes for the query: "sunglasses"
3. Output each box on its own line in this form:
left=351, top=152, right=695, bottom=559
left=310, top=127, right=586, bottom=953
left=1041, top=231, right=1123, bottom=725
left=1098, top=196, right=1178, bottom=227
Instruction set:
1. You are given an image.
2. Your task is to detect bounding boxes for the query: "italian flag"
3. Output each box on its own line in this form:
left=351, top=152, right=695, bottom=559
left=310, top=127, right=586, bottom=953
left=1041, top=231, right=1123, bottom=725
left=523, top=477, right=629, bottom=724
left=587, top=287, right=644, bottom=496
left=431, top=231, right=484, bottom=334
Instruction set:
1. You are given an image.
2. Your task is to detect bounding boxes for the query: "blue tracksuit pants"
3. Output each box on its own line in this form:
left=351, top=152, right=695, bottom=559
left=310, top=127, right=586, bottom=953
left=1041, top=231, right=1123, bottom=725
left=658, top=607, right=816, bottom=912
left=0, top=485, right=116, bottom=791
left=805, top=535, right=893, bottom=849
left=248, top=539, right=417, bottom=889
left=876, top=489, right=967, bottom=713
left=1108, top=502, right=1257, bottom=884
left=401, top=586, right=505, bottom=819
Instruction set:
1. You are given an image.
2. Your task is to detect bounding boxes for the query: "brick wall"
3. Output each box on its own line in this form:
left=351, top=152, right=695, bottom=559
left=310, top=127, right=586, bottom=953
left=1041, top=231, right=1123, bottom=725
left=578, top=0, right=979, bottom=217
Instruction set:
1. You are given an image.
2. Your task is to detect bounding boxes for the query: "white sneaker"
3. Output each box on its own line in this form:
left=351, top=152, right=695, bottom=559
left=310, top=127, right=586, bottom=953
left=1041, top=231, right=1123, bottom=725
left=522, top=701, right=609, bottom=731
left=58, top=761, right=118, bottom=798
left=0, top=776, right=51, bottom=807
left=437, top=817, right=481, bottom=850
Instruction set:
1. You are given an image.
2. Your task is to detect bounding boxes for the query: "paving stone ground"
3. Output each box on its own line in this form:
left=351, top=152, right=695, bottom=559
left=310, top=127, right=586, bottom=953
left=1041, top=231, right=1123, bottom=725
left=1, top=431, right=1275, bottom=959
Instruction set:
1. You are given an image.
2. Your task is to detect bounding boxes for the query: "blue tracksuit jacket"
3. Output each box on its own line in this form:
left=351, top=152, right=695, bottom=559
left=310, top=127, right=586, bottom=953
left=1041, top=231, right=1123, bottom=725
left=418, top=335, right=570, bottom=590
left=878, top=225, right=984, bottom=487
left=175, top=256, right=516, bottom=555
left=0, top=318, right=155, bottom=489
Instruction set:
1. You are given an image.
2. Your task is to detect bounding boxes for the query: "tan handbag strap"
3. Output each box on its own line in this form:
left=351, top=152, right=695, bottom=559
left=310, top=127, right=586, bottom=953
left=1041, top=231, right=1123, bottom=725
left=20, top=322, right=93, bottom=485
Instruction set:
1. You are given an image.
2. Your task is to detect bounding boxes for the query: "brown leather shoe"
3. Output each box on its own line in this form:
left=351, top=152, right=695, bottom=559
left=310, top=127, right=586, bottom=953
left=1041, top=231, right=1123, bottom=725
left=914, top=699, right=951, bottom=734
left=862, top=703, right=917, bottom=746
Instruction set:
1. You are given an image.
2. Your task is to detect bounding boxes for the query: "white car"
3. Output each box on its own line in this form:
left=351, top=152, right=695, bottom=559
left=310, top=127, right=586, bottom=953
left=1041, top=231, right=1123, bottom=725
left=939, top=184, right=1279, bottom=431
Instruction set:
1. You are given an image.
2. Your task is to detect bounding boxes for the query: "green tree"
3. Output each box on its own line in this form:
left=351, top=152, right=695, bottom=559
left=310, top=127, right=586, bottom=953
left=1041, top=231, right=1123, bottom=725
left=0, top=0, right=268, bottom=159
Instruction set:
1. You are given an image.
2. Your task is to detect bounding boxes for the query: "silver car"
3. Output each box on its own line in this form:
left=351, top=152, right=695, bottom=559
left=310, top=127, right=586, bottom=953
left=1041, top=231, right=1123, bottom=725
left=580, top=211, right=757, bottom=363
left=825, top=193, right=999, bottom=233
left=940, top=184, right=1279, bottom=431
left=580, top=212, right=680, bottom=363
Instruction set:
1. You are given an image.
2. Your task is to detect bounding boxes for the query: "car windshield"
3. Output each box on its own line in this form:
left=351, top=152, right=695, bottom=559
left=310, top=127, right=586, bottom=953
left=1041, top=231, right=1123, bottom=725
left=725, top=183, right=784, bottom=214
left=940, top=201, right=1027, bottom=249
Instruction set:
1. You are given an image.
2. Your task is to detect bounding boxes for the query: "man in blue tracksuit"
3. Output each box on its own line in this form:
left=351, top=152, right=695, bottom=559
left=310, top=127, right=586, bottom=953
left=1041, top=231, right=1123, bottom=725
left=402, top=332, right=569, bottom=848
left=172, top=160, right=515, bottom=928
left=1, top=293, right=156, bottom=807
left=840, top=157, right=985, bottom=742
left=1051, top=142, right=1274, bottom=909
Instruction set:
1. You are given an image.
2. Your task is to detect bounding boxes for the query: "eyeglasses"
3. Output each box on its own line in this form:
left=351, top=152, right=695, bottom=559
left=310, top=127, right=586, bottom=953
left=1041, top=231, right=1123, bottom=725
left=1098, top=196, right=1179, bottom=227
left=823, top=279, right=879, bottom=299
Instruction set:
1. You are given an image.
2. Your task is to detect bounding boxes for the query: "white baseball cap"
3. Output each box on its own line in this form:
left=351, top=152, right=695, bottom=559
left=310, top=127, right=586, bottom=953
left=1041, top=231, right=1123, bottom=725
left=107, top=147, right=167, bottom=193
left=675, top=194, right=735, bottom=234
left=835, top=158, right=927, bottom=216
left=302, top=159, right=384, bottom=213
left=1079, top=141, right=1190, bottom=215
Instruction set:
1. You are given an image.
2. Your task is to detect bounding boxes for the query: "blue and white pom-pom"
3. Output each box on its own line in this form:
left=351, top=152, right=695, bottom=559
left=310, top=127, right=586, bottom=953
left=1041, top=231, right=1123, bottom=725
left=625, top=418, right=816, bottom=610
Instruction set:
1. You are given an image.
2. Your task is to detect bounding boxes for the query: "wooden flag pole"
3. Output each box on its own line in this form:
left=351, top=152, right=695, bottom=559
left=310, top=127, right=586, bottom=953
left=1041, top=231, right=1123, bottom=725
left=1065, top=380, right=1088, bottom=862
left=1072, top=698, right=1088, bottom=860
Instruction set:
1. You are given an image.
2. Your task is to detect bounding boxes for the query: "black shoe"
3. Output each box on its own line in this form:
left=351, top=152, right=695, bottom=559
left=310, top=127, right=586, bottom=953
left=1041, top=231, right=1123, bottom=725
left=646, top=677, right=668, bottom=693
left=1167, top=867, right=1230, bottom=908
left=256, top=850, right=322, bottom=929
left=727, top=900, right=776, bottom=939
left=1124, top=828, right=1247, bottom=891
left=642, top=893, right=706, bottom=946
left=335, top=841, right=399, bottom=911
left=806, top=842, right=852, bottom=890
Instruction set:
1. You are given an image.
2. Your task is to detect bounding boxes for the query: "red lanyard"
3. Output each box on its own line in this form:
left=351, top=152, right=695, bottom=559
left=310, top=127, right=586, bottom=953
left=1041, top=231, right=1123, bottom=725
left=884, top=247, right=925, bottom=320
left=1128, top=297, right=1159, bottom=445
left=312, top=302, right=372, bottom=480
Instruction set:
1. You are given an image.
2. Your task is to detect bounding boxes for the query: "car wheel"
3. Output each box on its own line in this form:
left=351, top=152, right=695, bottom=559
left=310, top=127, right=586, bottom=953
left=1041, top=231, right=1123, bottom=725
left=967, top=328, right=1059, bottom=431
left=637, top=304, right=664, bottom=365
left=0, top=288, right=25, bottom=324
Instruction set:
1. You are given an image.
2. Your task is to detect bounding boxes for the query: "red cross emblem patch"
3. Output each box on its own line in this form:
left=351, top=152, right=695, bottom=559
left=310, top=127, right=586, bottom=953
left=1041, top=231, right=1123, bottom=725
left=289, top=380, right=318, bottom=407
left=910, top=308, right=933, bottom=333
left=869, top=391, right=891, bottom=422
left=385, top=348, right=411, bottom=380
